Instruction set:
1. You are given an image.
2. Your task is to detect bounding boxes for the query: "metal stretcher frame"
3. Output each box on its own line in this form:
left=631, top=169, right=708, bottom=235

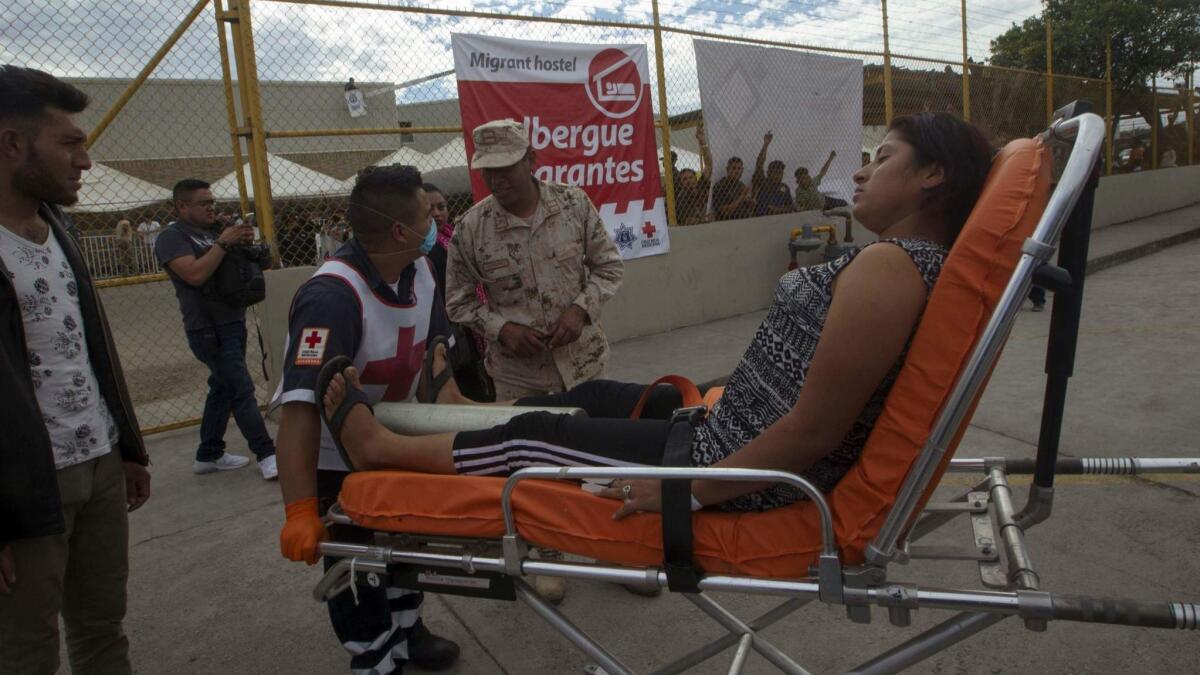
left=315, top=106, right=1200, bottom=675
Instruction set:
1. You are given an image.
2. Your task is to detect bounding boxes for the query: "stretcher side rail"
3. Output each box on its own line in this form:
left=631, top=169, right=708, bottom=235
left=947, top=456, right=1200, bottom=475
left=499, top=466, right=841, bottom=599
left=317, top=537, right=1200, bottom=630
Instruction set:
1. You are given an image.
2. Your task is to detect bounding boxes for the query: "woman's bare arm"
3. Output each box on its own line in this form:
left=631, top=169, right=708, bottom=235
left=691, top=242, right=930, bottom=506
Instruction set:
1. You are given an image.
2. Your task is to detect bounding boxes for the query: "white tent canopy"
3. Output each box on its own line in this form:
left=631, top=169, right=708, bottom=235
left=211, top=154, right=348, bottom=201
left=68, top=162, right=172, bottom=213
left=371, top=146, right=430, bottom=170
left=419, top=138, right=471, bottom=194
left=424, top=137, right=467, bottom=168
left=339, top=146, right=432, bottom=191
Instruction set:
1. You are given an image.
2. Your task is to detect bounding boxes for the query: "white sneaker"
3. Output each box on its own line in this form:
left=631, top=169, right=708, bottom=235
left=193, top=453, right=251, bottom=474
left=259, top=455, right=279, bottom=481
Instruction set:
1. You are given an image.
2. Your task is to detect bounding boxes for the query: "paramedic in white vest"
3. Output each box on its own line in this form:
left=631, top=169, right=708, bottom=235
left=272, top=164, right=460, bottom=673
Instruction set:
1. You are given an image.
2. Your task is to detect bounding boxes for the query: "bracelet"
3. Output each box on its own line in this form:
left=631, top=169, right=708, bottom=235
left=215, top=239, right=230, bottom=251
left=690, top=494, right=703, bottom=511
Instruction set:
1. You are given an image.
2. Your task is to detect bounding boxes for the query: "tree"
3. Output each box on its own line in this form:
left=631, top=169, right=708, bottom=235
left=989, top=0, right=1199, bottom=134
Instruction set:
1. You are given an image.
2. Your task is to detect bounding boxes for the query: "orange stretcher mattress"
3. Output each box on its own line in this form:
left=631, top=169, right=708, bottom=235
left=339, top=137, right=1053, bottom=578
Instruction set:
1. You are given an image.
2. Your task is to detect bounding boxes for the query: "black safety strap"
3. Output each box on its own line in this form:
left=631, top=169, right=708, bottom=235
left=660, top=406, right=705, bottom=593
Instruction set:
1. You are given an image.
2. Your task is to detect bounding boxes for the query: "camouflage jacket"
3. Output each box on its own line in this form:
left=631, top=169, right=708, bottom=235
left=445, top=181, right=624, bottom=391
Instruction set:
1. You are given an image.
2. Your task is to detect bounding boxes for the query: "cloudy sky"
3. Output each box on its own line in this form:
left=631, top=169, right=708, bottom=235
left=2, top=0, right=1055, bottom=111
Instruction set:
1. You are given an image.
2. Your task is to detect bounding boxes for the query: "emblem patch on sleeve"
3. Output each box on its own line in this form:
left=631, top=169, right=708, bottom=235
left=295, top=327, right=330, bottom=366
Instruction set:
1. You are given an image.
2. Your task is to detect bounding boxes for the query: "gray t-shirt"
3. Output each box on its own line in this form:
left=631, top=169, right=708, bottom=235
left=155, top=221, right=245, bottom=331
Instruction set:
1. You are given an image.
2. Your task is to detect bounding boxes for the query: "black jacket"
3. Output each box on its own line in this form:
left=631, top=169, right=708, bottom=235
left=0, top=204, right=148, bottom=545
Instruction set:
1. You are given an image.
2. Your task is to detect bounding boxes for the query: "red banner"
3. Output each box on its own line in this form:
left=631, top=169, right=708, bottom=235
left=452, top=33, right=669, bottom=258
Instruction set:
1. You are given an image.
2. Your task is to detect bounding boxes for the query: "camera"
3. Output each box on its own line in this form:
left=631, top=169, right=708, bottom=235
left=230, top=242, right=272, bottom=266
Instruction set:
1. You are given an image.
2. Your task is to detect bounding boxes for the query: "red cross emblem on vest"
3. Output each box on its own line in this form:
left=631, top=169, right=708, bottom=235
left=295, top=327, right=330, bottom=366
left=642, top=221, right=657, bottom=239
left=359, top=325, right=425, bottom=402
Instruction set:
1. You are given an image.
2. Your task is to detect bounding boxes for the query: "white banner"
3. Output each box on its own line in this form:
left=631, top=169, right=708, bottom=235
left=694, top=40, right=863, bottom=207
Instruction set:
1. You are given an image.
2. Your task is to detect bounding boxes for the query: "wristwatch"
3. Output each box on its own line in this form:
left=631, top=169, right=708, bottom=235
left=215, top=240, right=230, bottom=251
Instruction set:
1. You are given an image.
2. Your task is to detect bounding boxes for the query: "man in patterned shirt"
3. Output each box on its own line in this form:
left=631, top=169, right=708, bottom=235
left=0, top=65, right=151, bottom=675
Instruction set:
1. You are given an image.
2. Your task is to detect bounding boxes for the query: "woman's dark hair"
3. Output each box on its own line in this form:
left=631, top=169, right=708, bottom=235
left=887, top=112, right=992, bottom=241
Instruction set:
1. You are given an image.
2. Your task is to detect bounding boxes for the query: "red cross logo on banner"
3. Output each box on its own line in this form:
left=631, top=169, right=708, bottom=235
left=359, top=325, right=425, bottom=402
left=642, top=221, right=657, bottom=239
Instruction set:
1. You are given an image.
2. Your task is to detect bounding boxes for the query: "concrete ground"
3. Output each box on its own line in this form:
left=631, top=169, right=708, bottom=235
left=114, top=210, right=1200, bottom=674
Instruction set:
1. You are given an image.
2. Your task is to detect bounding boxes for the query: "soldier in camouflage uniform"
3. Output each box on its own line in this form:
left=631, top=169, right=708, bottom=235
left=445, top=119, right=624, bottom=604
left=446, top=119, right=624, bottom=401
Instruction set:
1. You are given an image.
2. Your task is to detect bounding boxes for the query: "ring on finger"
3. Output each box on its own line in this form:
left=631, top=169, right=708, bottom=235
left=622, top=484, right=632, bottom=501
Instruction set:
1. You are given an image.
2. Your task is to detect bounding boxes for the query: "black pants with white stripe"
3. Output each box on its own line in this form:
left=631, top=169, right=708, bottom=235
left=319, top=470, right=423, bottom=674
left=451, top=379, right=686, bottom=476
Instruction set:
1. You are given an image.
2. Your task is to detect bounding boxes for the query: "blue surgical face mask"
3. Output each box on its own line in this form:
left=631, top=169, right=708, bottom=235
left=345, top=201, right=437, bottom=257
left=418, top=218, right=436, bottom=255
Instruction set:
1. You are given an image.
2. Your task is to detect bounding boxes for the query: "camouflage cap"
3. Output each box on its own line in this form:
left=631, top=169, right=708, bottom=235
left=470, top=119, right=530, bottom=170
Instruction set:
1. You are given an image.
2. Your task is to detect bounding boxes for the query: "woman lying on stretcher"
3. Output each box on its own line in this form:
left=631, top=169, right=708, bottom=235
left=318, top=112, right=993, bottom=517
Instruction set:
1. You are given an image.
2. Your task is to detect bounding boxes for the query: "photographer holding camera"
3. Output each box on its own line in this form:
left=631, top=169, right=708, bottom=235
left=156, top=178, right=277, bottom=479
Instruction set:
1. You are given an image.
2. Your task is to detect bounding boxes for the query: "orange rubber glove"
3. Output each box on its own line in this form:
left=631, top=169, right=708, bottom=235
left=280, top=497, right=328, bottom=565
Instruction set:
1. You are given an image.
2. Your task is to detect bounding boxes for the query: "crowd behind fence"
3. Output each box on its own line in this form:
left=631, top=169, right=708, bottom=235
left=5, top=0, right=1196, bottom=433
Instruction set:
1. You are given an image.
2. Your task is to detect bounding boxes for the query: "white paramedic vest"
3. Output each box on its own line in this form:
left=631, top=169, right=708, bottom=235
left=273, top=257, right=437, bottom=471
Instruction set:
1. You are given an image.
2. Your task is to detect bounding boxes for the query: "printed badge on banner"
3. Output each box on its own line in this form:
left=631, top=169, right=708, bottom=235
left=452, top=33, right=669, bottom=260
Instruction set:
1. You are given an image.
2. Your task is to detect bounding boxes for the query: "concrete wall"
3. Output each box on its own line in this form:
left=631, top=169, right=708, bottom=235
left=71, top=78, right=404, bottom=161
left=262, top=265, right=320, bottom=388
left=259, top=210, right=848, bottom=382
left=1093, top=165, right=1200, bottom=229
left=601, top=212, right=870, bottom=342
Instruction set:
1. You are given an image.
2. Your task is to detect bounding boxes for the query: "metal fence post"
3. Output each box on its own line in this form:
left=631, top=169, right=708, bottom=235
left=1189, top=64, right=1196, bottom=167
left=214, top=0, right=250, bottom=216
left=881, top=0, right=894, bottom=124
left=1105, top=35, right=1113, bottom=175
left=1044, top=2, right=1053, bottom=123
left=1104, top=37, right=1113, bottom=174
left=219, top=0, right=265, bottom=221
left=651, top=0, right=677, bottom=227
left=85, top=0, right=210, bottom=149
left=1151, top=80, right=1159, bottom=170
left=226, top=0, right=278, bottom=251
left=960, top=0, right=970, bottom=121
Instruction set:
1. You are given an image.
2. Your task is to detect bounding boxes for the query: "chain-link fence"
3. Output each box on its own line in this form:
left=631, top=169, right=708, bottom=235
left=4, top=0, right=1196, bottom=433
left=4, top=0, right=269, bottom=434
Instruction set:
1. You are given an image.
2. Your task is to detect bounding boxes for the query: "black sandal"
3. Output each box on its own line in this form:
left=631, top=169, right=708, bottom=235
left=316, top=356, right=372, bottom=471
left=416, top=334, right=454, bottom=404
